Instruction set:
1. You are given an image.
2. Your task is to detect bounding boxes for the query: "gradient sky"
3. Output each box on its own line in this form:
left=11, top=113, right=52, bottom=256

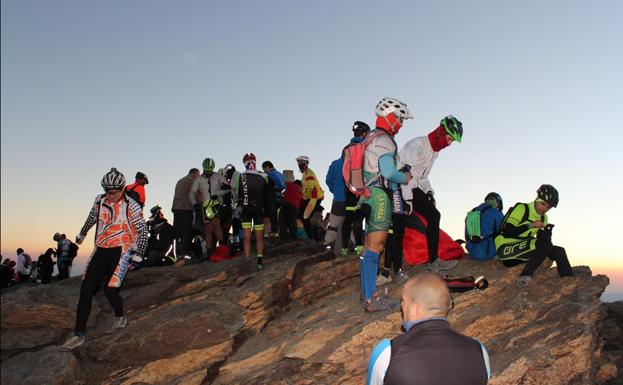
left=2, top=0, right=621, bottom=300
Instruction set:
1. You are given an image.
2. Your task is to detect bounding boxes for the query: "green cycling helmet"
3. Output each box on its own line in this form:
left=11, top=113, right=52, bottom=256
left=441, top=115, right=463, bottom=143
left=537, top=184, right=559, bottom=208
left=202, top=158, right=216, bottom=172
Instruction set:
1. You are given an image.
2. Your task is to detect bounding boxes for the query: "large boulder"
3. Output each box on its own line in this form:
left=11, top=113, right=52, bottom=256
left=1, top=242, right=618, bottom=384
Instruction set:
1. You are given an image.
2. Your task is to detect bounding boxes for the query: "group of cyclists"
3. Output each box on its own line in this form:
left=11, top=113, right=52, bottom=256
left=33, top=94, right=571, bottom=349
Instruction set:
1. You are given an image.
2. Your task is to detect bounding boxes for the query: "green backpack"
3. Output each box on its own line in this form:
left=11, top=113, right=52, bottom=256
left=465, top=205, right=492, bottom=243
left=202, top=198, right=220, bottom=221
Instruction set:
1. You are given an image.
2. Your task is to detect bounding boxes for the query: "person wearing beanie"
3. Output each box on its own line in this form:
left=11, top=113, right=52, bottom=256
left=339, top=121, right=371, bottom=256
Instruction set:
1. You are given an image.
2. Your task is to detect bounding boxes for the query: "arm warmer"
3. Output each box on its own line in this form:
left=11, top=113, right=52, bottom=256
left=128, top=200, right=148, bottom=256
left=379, top=154, right=406, bottom=184
left=500, top=222, right=532, bottom=238
left=79, top=196, right=100, bottom=237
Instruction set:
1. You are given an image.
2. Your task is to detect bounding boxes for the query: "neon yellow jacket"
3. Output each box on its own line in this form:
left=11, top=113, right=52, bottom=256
left=301, top=168, right=324, bottom=200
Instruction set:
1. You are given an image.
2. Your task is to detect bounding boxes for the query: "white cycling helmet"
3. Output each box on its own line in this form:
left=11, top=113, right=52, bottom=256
left=375, top=97, right=414, bottom=120
left=295, top=155, right=310, bottom=163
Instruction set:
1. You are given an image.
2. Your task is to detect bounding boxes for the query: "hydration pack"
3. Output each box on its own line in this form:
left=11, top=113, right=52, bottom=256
left=342, top=130, right=385, bottom=198
left=202, top=198, right=220, bottom=221
left=465, top=205, right=493, bottom=243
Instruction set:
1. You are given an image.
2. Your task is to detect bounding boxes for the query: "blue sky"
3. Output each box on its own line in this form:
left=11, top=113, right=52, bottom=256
left=2, top=0, right=622, bottom=300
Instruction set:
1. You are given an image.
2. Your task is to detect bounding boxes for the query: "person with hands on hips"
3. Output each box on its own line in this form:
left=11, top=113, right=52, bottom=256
left=63, top=168, right=148, bottom=350
left=399, top=115, right=464, bottom=273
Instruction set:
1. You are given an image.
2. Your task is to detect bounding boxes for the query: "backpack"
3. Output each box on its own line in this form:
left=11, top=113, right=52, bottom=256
left=465, top=205, right=493, bottom=243
left=68, top=242, right=79, bottom=259
left=342, top=130, right=386, bottom=197
left=125, top=185, right=143, bottom=208
left=499, top=203, right=544, bottom=236
left=22, top=254, right=32, bottom=269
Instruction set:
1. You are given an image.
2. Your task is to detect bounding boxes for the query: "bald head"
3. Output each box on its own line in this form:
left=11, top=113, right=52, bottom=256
left=402, top=273, right=452, bottom=320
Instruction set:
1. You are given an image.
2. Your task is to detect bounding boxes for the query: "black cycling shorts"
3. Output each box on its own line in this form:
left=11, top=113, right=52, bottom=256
left=241, top=205, right=264, bottom=230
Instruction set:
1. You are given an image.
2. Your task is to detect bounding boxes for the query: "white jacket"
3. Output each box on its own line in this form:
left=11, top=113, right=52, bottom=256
left=189, top=172, right=230, bottom=205
left=399, top=136, right=438, bottom=201
left=16, top=253, right=31, bottom=275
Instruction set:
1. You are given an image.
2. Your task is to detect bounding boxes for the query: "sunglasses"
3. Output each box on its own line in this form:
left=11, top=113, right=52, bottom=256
left=105, top=189, right=122, bottom=195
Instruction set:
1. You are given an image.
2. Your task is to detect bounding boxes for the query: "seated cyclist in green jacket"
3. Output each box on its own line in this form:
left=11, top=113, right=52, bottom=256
left=494, top=184, right=573, bottom=286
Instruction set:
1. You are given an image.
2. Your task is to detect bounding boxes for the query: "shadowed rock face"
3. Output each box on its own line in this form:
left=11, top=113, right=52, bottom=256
left=1, top=242, right=619, bottom=385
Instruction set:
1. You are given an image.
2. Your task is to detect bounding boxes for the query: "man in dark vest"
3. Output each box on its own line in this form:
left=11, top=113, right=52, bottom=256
left=366, top=273, right=490, bottom=385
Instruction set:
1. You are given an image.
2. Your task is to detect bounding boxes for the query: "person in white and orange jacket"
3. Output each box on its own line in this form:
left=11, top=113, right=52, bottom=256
left=63, top=168, right=148, bottom=350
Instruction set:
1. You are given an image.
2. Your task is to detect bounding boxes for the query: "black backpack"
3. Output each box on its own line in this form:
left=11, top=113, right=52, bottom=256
left=68, top=242, right=79, bottom=259
left=125, top=185, right=143, bottom=208
left=23, top=254, right=32, bottom=269
left=499, top=203, right=544, bottom=235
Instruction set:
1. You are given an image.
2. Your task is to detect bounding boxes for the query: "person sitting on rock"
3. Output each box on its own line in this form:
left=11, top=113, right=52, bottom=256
left=143, top=205, right=175, bottom=266
left=366, top=273, right=490, bottom=385
left=465, top=192, right=504, bottom=260
left=494, top=184, right=573, bottom=286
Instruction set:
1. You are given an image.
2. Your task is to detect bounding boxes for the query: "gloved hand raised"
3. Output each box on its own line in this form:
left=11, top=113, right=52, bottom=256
left=75, top=234, right=85, bottom=245
left=404, top=200, right=414, bottom=215
left=536, top=223, right=554, bottom=249
left=426, top=191, right=436, bottom=206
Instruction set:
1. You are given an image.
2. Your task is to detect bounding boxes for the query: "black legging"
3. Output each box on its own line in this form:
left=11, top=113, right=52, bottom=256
left=500, top=243, right=573, bottom=277
left=342, top=208, right=364, bottom=248
left=173, top=210, right=193, bottom=256
left=75, top=247, right=124, bottom=334
left=300, top=199, right=323, bottom=240
left=279, top=203, right=298, bottom=241
left=412, top=188, right=440, bottom=263
left=385, top=213, right=406, bottom=273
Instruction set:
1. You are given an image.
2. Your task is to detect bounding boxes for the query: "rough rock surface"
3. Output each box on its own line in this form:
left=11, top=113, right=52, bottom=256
left=1, top=242, right=619, bottom=385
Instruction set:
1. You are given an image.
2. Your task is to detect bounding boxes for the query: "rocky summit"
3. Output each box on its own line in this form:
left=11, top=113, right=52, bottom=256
left=1, top=242, right=621, bottom=385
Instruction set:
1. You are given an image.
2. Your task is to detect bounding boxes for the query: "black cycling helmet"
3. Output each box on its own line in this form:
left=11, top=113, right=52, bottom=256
left=149, top=205, right=162, bottom=220
left=224, top=164, right=236, bottom=180
left=135, top=171, right=149, bottom=184
left=352, top=121, right=371, bottom=137
left=484, top=192, right=503, bottom=211
left=537, top=184, right=559, bottom=208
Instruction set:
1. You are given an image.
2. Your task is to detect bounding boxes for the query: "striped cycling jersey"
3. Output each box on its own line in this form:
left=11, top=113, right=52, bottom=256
left=79, top=194, right=148, bottom=287
left=80, top=194, right=148, bottom=255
